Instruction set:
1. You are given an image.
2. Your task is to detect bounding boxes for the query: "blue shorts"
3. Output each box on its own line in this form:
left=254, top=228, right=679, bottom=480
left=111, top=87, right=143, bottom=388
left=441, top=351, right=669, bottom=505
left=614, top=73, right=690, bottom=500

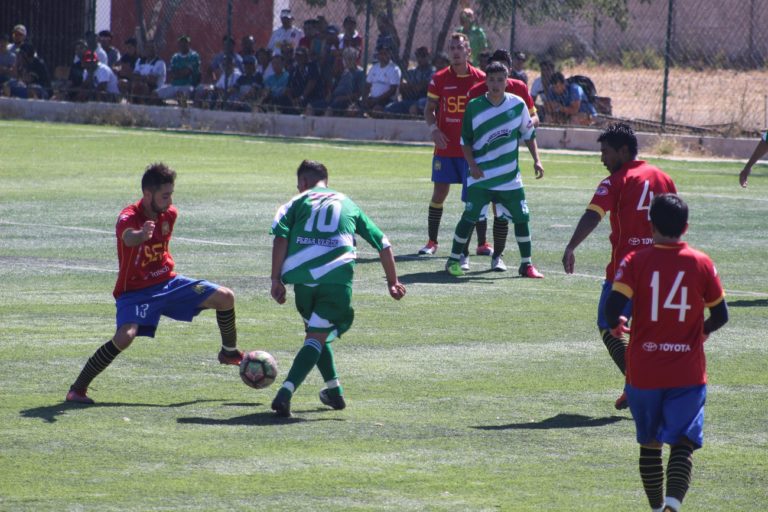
left=432, top=156, right=467, bottom=185
left=598, top=280, right=632, bottom=330
left=626, top=383, right=706, bottom=449
left=115, top=275, right=219, bottom=338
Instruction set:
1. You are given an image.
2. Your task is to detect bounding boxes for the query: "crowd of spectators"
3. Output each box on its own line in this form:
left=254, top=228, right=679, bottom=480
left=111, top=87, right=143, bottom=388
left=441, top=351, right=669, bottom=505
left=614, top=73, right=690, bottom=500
left=1, top=12, right=603, bottom=125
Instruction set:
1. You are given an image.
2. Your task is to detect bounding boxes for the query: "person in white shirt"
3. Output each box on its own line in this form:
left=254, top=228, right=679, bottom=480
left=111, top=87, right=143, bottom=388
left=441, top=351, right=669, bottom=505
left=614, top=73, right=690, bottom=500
left=84, top=30, right=109, bottom=65
left=130, top=41, right=166, bottom=104
left=362, top=45, right=401, bottom=114
left=80, top=50, right=119, bottom=102
left=268, top=9, right=304, bottom=56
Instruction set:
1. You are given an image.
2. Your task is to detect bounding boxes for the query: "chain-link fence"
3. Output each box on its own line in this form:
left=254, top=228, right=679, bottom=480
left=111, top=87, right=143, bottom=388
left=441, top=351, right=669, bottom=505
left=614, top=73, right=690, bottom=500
left=6, top=0, right=767, bottom=135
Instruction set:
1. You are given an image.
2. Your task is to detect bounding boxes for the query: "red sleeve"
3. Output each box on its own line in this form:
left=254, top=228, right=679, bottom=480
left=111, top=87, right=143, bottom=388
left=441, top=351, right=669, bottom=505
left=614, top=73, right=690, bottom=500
left=116, top=205, right=140, bottom=241
left=701, top=256, right=725, bottom=307
left=427, top=70, right=441, bottom=99
left=587, top=176, right=619, bottom=218
left=612, top=251, right=637, bottom=298
left=507, top=79, right=534, bottom=109
left=467, top=82, right=487, bottom=99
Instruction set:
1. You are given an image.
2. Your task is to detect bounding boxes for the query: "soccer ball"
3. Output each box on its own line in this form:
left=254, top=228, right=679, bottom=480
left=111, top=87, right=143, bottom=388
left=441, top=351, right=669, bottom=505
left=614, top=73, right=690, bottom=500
left=239, top=350, right=278, bottom=389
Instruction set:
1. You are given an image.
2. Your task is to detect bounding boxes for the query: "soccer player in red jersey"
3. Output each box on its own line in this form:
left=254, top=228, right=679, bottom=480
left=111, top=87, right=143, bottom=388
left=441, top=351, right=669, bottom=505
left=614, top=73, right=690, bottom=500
left=466, top=49, right=539, bottom=270
left=606, top=193, right=728, bottom=512
left=66, top=163, right=243, bottom=404
left=562, top=123, right=677, bottom=409
left=419, top=32, right=486, bottom=260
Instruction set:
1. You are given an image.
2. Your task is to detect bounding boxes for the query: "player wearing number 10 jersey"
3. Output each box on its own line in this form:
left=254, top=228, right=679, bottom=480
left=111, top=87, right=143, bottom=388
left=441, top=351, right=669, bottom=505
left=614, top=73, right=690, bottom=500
left=606, top=193, right=728, bottom=512
left=562, top=123, right=677, bottom=409
left=269, top=160, right=406, bottom=417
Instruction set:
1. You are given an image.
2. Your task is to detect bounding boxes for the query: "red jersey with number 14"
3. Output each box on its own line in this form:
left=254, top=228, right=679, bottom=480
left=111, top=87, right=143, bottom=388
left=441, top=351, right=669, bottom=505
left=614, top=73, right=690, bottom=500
left=427, top=64, right=485, bottom=157
left=613, top=242, right=725, bottom=389
left=113, top=200, right=177, bottom=298
left=586, top=160, right=676, bottom=281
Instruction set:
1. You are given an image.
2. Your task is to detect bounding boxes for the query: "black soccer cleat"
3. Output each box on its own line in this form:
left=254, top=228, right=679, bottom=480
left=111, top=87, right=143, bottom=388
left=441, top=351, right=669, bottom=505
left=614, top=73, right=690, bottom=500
left=319, top=388, right=347, bottom=410
left=271, top=394, right=292, bottom=418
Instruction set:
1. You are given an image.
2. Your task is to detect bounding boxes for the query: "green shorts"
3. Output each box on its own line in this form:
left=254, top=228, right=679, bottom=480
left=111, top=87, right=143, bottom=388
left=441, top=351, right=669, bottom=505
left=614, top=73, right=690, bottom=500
left=463, top=187, right=529, bottom=224
left=294, top=283, right=354, bottom=341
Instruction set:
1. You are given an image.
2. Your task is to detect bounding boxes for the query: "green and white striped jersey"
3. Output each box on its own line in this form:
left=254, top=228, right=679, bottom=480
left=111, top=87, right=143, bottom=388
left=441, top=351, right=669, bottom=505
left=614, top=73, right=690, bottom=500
left=460, top=92, right=535, bottom=191
left=270, top=187, right=390, bottom=286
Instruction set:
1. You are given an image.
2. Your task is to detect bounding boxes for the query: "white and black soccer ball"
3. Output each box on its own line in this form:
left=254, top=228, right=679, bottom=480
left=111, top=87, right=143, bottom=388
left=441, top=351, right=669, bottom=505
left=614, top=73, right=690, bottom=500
left=239, top=350, right=278, bottom=389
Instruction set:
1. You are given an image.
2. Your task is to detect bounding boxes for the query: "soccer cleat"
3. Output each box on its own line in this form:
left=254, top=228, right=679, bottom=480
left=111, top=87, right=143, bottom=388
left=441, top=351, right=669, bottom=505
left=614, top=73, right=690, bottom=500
left=319, top=388, right=347, bottom=410
left=519, top=263, right=544, bottom=278
left=615, top=391, right=629, bottom=410
left=475, top=242, right=493, bottom=256
left=66, top=387, right=95, bottom=405
left=459, top=254, right=470, bottom=271
left=217, top=348, right=244, bottom=366
left=445, top=259, right=464, bottom=277
left=271, top=394, right=292, bottom=418
left=491, top=255, right=507, bottom=272
left=418, top=240, right=438, bottom=255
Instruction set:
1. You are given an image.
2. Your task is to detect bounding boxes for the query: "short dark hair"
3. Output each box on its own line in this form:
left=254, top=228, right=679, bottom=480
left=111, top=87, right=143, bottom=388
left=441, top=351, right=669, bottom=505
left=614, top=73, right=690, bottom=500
left=597, top=122, right=638, bottom=159
left=549, top=71, right=566, bottom=85
left=142, top=163, right=176, bottom=191
left=297, top=160, right=328, bottom=183
left=489, top=49, right=512, bottom=67
left=650, top=193, right=688, bottom=238
left=485, top=60, right=509, bottom=76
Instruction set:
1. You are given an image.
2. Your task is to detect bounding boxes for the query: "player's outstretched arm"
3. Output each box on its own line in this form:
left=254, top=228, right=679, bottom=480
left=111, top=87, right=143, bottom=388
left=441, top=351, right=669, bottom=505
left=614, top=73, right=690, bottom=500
left=379, top=246, right=406, bottom=300
left=562, top=210, right=602, bottom=274
left=524, top=139, right=544, bottom=179
left=740, top=139, right=768, bottom=188
left=270, top=236, right=289, bottom=304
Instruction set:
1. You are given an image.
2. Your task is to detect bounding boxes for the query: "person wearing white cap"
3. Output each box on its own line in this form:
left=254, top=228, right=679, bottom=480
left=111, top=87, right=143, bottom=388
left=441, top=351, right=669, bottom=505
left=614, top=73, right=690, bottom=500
left=9, top=24, right=27, bottom=54
left=267, top=8, right=303, bottom=56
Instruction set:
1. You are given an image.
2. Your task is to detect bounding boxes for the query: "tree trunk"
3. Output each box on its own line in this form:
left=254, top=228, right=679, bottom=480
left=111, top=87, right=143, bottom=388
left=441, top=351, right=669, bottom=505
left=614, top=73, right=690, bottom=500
left=401, top=0, right=425, bottom=67
left=434, top=0, right=461, bottom=56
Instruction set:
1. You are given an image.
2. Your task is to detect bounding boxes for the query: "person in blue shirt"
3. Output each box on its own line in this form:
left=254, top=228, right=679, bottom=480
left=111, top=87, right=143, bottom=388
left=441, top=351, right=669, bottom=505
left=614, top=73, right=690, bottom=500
left=543, top=71, right=596, bottom=125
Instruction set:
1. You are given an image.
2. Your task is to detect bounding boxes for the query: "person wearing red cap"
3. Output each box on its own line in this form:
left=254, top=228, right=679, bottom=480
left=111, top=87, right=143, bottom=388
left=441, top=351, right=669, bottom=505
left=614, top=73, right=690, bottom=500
left=79, top=49, right=120, bottom=102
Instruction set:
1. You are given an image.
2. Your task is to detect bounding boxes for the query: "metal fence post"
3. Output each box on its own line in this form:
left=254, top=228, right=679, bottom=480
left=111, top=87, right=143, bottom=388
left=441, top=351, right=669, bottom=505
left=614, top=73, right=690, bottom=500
left=363, top=0, right=372, bottom=73
left=661, top=0, right=675, bottom=130
left=508, top=0, right=517, bottom=52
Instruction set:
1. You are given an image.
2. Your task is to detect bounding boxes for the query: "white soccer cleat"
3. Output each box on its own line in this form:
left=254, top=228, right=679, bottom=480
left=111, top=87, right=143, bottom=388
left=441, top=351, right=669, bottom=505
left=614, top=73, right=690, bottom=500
left=459, top=254, right=470, bottom=271
left=491, top=255, right=507, bottom=272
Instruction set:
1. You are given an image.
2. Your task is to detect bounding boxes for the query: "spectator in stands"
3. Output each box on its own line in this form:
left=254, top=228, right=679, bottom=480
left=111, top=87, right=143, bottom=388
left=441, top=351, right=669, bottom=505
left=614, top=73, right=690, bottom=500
left=362, top=45, right=401, bottom=115
left=114, top=37, right=138, bottom=83
left=375, top=13, right=401, bottom=66
left=385, top=46, right=434, bottom=117
left=84, top=30, right=109, bottom=65
left=231, top=56, right=262, bottom=108
left=259, top=53, right=291, bottom=111
left=4, top=43, right=50, bottom=99
left=204, top=57, right=242, bottom=110
left=255, top=47, right=274, bottom=81
left=268, top=9, right=303, bottom=56
left=543, top=71, right=596, bottom=125
left=318, top=46, right=364, bottom=117
left=456, top=8, right=489, bottom=66
left=130, top=40, right=166, bottom=104
left=51, top=39, right=86, bottom=101
left=318, top=26, right=340, bottom=94
left=530, top=59, right=554, bottom=103
left=0, top=34, right=17, bottom=86
left=280, top=41, right=296, bottom=71
left=208, top=35, right=243, bottom=84
left=79, top=49, right=119, bottom=102
left=8, top=25, right=27, bottom=54
left=339, top=16, right=362, bottom=54
left=510, top=51, right=528, bottom=85
left=241, top=35, right=257, bottom=66
left=477, top=50, right=491, bottom=71
left=287, top=46, right=323, bottom=114
left=98, top=30, right=121, bottom=67
left=433, top=51, right=450, bottom=71
left=155, top=35, right=200, bottom=104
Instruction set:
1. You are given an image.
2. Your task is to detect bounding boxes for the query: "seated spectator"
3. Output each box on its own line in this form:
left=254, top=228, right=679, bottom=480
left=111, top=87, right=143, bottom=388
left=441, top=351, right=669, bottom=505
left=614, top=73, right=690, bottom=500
left=543, top=71, right=596, bottom=125
left=231, top=56, right=263, bottom=108
left=258, top=54, right=290, bottom=111
left=98, top=30, right=121, bottom=67
left=287, top=46, right=323, bottom=114
left=510, top=51, right=528, bottom=85
left=0, top=34, right=17, bottom=86
left=130, top=41, right=166, bottom=104
left=268, top=9, right=304, bottom=56
left=362, top=45, right=401, bottom=114
left=477, top=50, right=491, bottom=71
left=84, top=30, right=108, bottom=65
left=385, top=46, right=434, bottom=117
left=255, top=47, right=274, bottom=81
left=312, top=46, right=364, bottom=117
left=51, top=39, right=86, bottom=101
left=3, top=43, right=50, bottom=99
left=298, top=18, right=318, bottom=52
left=279, top=41, right=296, bottom=71
left=114, top=38, right=138, bottom=96
left=8, top=25, right=27, bottom=54
left=199, top=57, right=242, bottom=110
left=208, top=35, right=243, bottom=84
left=530, top=59, right=554, bottom=103
left=338, top=16, right=362, bottom=55
left=79, top=49, right=119, bottom=102
left=433, top=52, right=450, bottom=71
left=155, top=35, right=200, bottom=104
left=241, top=35, right=257, bottom=62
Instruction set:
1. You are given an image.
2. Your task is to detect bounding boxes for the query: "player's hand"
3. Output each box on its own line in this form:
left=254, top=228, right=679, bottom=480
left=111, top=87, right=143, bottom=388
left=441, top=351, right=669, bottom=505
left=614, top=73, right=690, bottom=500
left=562, top=246, right=576, bottom=274
left=470, top=164, right=484, bottom=179
left=739, top=167, right=751, bottom=188
left=388, top=281, right=406, bottom=300
left=533, top=161, right=544, bottom=179
left=141, top=220, right=155, bottom=241
left=270, top=279, right=287, bottom=304
left=431, top=128, right=448, bottom=150
left=610, top=315, right=630, bottom=339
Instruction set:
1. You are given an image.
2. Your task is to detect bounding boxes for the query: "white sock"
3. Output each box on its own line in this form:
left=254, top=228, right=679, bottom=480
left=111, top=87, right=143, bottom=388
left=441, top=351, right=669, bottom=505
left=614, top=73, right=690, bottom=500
left=281, top=381, right=295, bottom=394
left=664, top=497, right=682, bottom=511
left=325, top=378, right=340, bottom=389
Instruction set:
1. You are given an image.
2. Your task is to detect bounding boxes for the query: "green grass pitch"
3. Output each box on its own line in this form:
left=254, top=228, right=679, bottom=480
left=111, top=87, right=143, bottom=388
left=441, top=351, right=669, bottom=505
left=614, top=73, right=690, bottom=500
left=0, top=120, right=766, bottom=511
